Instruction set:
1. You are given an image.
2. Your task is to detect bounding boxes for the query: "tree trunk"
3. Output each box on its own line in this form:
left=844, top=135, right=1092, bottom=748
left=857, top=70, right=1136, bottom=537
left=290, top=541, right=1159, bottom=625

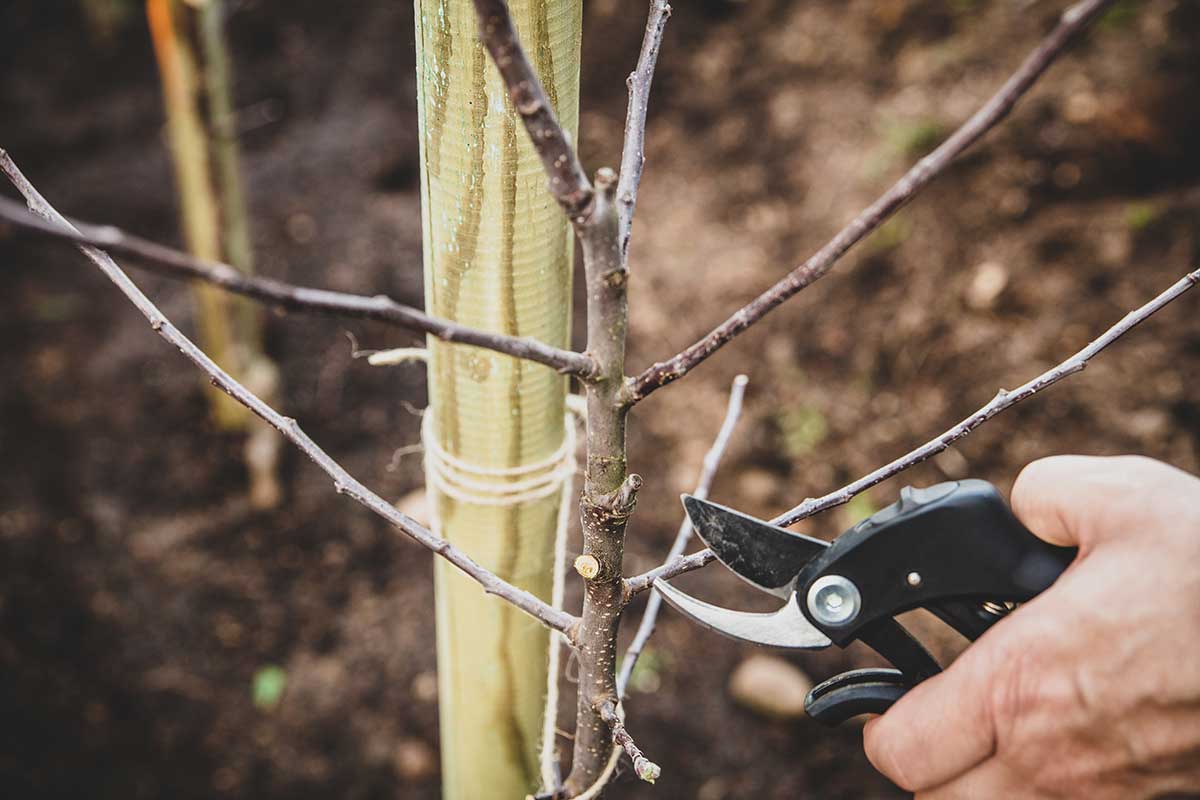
left=414, top=0, right=581, bottom=796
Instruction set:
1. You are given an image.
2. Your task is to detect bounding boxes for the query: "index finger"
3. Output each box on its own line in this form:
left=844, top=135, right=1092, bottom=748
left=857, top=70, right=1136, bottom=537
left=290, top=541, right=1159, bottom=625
left=1011, top=455, right=1199, bottom=551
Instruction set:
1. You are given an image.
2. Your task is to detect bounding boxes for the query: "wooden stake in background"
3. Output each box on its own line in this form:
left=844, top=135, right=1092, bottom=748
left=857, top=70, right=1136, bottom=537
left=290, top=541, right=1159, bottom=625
left=147, top=0, right=281, bottom=508
left=414, top=0, right=581, bottom=795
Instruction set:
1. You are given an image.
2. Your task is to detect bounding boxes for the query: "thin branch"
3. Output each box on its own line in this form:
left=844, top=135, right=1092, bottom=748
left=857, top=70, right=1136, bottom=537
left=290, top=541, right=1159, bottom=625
left=471, top=0, right=594, bottom=220
left=1, top=150, right=580, bottom=638
left=617, top=374, right=747, bottom=696
left=625, top=548, right=715, bottom=595
left=617, top=0, right=671, bottom=266
left=598, top=701, right=660, bottom=785
left=625, top=264, right=1200, bottom=591
left=0, top=194, right=597, bottom=379
left=773, top=266, right=1200, bottom=526
left=626, top=0, right=1115, bottom=403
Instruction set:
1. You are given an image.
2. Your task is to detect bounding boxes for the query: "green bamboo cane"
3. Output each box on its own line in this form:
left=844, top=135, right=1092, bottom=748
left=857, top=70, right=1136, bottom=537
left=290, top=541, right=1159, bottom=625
left=414, top=0, right=581, bottom=795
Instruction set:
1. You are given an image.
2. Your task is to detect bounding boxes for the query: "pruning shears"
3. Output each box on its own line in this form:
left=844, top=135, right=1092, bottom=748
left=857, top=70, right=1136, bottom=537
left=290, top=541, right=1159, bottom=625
left=655, top=479, right=1077, bottom=725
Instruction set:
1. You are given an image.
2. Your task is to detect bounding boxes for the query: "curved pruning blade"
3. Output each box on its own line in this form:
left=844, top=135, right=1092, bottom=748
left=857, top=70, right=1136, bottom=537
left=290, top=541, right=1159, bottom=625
left=653, top=579, right=831, bottom=649
left=683, top=495, right=828, bottom=599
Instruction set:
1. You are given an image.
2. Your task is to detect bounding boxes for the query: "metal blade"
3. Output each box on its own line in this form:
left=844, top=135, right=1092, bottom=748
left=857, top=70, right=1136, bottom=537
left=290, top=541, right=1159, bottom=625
left=654, top=579, right=832, bottom=649
left=683, top=495, right=828, bottom=599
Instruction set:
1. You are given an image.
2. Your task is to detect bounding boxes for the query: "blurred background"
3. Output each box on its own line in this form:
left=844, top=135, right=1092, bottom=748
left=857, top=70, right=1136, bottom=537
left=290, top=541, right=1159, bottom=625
left=2, top=0, right=1198, bottom=797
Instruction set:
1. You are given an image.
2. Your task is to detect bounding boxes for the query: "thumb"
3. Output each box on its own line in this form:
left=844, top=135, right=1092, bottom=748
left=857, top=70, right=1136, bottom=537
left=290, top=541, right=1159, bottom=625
left=862, top=643, right=997, bottom=792
left=1011, top=454, right=1196, bottom=550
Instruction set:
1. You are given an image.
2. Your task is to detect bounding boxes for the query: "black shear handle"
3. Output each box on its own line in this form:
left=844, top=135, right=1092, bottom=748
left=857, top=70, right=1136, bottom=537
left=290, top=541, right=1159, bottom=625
left=803, top=604, right=1004, bottom=725
left=796, top=480, right=1078, bottom=649
left=799, top=480, right=1078, bottom=725
left=805, top=618, right=943, bottom=725
left=807, top=668, right=910, bottom=724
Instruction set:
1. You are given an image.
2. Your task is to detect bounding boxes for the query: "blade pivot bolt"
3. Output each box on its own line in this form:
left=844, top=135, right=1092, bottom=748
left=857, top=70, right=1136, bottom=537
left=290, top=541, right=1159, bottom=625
left=807, top=575, right=861, bottom=627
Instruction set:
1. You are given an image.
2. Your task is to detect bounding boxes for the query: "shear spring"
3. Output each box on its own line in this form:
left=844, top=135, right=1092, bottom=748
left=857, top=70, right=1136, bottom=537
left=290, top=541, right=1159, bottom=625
left=980, top=600, right=1018, bottom=617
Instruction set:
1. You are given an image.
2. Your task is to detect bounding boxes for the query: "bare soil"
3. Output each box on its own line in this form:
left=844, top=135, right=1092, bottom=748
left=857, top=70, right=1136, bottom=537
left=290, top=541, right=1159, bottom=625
left=2, top=1, right=1198, bottom=798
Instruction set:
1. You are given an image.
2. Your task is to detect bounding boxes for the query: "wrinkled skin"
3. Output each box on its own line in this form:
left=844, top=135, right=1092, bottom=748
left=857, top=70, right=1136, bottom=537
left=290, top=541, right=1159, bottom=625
left=863, top=455, right=1200, bottom=799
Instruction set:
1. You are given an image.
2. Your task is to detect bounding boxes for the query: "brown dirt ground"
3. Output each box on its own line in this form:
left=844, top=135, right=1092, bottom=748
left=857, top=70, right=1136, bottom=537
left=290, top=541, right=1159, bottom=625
left=1, top=0, right=1198, bottom=798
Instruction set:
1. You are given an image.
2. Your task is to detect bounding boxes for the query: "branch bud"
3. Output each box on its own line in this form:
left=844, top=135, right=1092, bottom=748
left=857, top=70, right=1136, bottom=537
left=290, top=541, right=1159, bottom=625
left=635, top=758, right=662, bottom=784
left=594, top=166, right=617, bottom=194
left=613, top=473, right=643, bottom=514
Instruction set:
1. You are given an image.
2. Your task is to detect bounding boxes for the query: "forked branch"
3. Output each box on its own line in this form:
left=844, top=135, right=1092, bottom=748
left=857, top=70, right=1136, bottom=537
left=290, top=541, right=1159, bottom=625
left=626, top=0, right=1115, bottom=403
left=0, top=194, right=597, bottom=379
left=1, top=151, right=580, bottom=637
left=625, top=263, right=1200, bottom=593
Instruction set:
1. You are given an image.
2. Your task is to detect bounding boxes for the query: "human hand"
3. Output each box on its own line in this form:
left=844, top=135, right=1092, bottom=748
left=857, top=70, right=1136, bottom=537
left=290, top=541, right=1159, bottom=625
left=863, top=455, right=1200, bottom=799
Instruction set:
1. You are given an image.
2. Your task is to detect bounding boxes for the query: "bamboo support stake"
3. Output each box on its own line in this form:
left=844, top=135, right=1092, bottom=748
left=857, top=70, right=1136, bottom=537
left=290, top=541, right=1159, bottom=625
left=414, top=0, right=582, bottom=796
left=147, top=0, right=281, bottom=507
left=147, top=0, right=238, bottom=426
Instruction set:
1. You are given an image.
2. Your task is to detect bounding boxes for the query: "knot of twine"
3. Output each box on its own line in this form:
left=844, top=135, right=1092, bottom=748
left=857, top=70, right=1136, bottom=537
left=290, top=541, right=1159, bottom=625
left=420, top=409, right=577, bottom=507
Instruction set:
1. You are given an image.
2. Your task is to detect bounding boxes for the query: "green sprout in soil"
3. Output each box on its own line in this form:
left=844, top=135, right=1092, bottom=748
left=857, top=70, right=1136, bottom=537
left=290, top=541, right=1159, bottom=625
left=866, top=214, right=913, bottom=255
left=1125, top=202, right=1158, bottom=232
left=252, top=665, right=288, bottom=711
left=845, top=492, right=879, bottom=524
left=624, top=648, right=670, bottom=694
left=778, top=406, right=829, bottom=458
left=886, top=118, right=949, bottom=160
left=1099, top=0, right=1139, bottom=31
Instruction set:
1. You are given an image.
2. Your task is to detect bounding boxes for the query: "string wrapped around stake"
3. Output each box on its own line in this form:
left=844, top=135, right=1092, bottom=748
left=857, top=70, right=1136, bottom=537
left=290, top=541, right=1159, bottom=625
left=414, top=387, right=583, bottom=794
left=376, top=346, right=582, bottom=791
left=422, top=412, right=577, bottom=506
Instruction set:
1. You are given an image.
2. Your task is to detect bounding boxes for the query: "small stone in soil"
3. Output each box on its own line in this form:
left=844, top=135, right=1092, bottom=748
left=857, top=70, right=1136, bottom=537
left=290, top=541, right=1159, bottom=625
left=727, top=654, right=813, bottom=720
left=394, top=737, right=438, bottom=780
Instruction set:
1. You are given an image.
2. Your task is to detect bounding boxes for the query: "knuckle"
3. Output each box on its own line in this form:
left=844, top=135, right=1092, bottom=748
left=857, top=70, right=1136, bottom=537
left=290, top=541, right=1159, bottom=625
left=1029, top=749, right=1132, bottom=800
left=988, top=643, right=1073, bottom=739
left=990, top=649, right=1108, bottom=797
left=988, top=645, right=1034, bottom=735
